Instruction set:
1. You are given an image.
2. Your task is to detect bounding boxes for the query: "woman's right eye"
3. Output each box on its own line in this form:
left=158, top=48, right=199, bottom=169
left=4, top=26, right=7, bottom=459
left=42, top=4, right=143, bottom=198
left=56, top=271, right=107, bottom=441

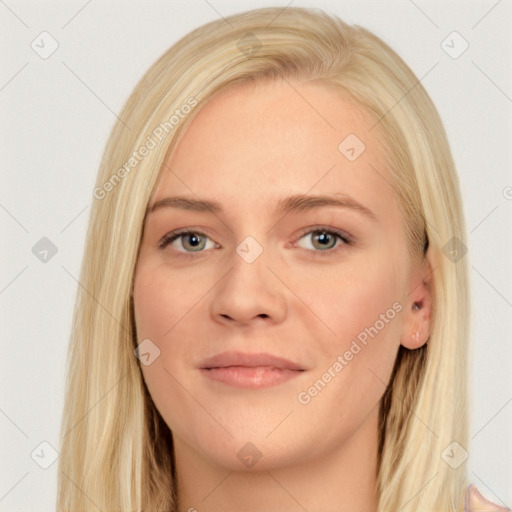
left=158, top=230, right=217, bottom=254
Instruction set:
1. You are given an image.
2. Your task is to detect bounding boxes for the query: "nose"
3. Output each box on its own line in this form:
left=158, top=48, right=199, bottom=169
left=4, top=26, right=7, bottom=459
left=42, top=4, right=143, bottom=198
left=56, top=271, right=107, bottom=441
left=209, top=245, right=287, bottom=327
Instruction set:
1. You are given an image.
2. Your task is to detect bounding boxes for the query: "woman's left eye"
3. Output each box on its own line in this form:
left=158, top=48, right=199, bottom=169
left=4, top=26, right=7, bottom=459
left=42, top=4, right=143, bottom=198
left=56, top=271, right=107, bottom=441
left=295, top=228, right=351, bottom=255
left=158, top=227, right=351, bottom=257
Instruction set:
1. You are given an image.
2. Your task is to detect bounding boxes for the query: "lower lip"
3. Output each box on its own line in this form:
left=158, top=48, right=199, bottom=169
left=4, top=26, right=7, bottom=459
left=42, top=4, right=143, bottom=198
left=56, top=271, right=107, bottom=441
left=199, top=366, right=303, bottom=388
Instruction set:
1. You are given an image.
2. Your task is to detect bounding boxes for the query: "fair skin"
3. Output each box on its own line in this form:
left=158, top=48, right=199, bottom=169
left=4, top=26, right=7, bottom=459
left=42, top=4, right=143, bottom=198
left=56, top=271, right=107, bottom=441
left=133, top=79, right=433, bottom=512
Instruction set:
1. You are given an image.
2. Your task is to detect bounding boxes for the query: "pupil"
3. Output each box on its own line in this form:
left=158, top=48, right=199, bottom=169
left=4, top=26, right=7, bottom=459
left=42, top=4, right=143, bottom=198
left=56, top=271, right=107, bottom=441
left=316, top=232, right=334, bottom=249
left=318, top=233, right=329, bottom=245
left=188, top=235, right=201, bottom=247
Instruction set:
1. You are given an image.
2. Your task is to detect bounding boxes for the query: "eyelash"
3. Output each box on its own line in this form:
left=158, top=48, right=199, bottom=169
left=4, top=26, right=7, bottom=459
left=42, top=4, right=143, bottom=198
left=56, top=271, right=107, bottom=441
left=158, top=226, right=352, bottom=259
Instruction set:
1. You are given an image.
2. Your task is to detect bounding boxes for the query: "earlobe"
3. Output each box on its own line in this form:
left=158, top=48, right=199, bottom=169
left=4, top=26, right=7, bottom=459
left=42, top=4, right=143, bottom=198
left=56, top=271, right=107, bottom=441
left=401, top=305, right=431, bottom=350
left=405, top=318, right=428, bottom=349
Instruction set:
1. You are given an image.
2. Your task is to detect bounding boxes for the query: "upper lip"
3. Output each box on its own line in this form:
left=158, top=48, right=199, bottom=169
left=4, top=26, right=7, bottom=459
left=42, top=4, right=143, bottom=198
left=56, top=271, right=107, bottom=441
left=198, top=351, right=305, bottom=371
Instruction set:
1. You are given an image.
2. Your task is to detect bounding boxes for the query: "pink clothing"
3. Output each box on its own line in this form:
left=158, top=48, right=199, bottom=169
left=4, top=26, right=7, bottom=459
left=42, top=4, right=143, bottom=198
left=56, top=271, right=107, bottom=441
left=465, top=484, right=510, bottom=511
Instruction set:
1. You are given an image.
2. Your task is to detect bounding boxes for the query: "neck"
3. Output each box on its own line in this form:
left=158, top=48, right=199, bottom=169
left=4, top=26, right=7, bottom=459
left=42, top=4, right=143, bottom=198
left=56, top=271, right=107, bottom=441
left=174, top=406, right=380, bottom=512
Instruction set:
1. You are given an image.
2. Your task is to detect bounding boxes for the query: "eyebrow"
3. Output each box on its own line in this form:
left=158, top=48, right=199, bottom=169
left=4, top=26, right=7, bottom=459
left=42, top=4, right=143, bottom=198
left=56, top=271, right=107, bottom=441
left=148, top=193, right=377, bottom=221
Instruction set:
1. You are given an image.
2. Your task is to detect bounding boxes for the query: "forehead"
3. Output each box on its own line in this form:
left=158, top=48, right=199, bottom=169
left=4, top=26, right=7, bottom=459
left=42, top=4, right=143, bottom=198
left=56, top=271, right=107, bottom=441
left=150, top=78, right=396, bottom=221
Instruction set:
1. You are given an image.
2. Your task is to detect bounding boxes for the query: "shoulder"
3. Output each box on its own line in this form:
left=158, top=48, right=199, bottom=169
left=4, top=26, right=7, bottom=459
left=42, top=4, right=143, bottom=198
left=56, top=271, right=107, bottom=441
left=465, top=484, right=510, bottom=511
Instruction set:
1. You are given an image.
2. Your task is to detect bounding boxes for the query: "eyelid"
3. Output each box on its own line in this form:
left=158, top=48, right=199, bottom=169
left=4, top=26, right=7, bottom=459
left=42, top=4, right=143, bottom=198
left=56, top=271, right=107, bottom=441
left=290, top=225, right=352, bottom=257
left=158, top=227, right=218, bottom=251
left=294, top=225, right=353, bottom=244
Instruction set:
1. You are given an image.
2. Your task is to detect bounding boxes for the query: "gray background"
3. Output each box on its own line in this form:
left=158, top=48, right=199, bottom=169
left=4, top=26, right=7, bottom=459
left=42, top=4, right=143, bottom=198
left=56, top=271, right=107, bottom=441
left=1, top=0, right=511, bottom=510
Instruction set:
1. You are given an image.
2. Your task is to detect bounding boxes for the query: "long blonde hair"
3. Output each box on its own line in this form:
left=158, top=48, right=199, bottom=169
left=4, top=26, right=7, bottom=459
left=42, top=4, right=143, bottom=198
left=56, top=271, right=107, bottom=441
left=57, top=7, right=470, bottom=511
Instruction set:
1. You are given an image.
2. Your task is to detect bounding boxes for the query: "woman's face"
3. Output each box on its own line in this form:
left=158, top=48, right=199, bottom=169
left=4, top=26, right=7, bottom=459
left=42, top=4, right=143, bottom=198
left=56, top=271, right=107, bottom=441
left=133, top=79, right=430, bottom=472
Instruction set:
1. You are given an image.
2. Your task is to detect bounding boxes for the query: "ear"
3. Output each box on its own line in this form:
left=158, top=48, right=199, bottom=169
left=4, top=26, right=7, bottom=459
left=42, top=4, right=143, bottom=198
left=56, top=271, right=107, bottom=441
left=400, top=248, right=434, bottom=350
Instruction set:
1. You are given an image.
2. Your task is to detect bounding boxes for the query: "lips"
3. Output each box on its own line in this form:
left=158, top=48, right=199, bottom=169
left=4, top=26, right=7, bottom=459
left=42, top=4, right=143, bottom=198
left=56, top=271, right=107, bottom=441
left=198, top=351, right=306, bottom=389
left=199, top=351, right=305, bottom=371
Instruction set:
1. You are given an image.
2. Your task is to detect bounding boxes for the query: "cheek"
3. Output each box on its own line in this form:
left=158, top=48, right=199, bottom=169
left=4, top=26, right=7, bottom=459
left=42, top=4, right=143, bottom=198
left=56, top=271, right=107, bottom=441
left=133, top=262, right=197, bottom=439
left=301, top=248, right=403, bottom=343
left=133, top=259, right=205, bottom=346
left=132, top=257, right=213, bottom=391
left=289, top=256, right=404, bottom=438
left=294, top=247, right=405, bottom=398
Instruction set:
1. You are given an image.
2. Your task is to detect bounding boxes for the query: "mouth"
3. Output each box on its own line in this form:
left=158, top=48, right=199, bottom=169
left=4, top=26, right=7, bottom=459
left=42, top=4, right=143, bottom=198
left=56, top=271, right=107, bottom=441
left=198, top=352, right=306, bottom=389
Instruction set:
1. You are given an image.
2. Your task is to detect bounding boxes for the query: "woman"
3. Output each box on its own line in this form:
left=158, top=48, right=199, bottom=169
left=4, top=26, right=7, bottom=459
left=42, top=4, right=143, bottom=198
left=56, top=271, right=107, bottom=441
left=57, top=6, right=508, bottom=511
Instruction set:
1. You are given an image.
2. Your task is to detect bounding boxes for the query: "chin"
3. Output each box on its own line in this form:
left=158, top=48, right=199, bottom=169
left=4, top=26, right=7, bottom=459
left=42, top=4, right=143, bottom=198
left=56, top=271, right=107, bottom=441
left=200, top=438, right=306, bottom=473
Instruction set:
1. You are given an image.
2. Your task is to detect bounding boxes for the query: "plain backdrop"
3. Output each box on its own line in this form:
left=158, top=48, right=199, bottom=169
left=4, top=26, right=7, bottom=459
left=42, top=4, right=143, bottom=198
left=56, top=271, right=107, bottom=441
left=1, top=1, right=511, bottom=510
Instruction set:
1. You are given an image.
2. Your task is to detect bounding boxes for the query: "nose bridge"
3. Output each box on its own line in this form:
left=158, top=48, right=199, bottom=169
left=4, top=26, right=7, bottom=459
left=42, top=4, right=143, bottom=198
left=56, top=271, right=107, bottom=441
left=209, top=232, right=287, bottom=324
left=235, top=234, right=266, bottom=265
left=225, top=232, right=275, bottom=295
